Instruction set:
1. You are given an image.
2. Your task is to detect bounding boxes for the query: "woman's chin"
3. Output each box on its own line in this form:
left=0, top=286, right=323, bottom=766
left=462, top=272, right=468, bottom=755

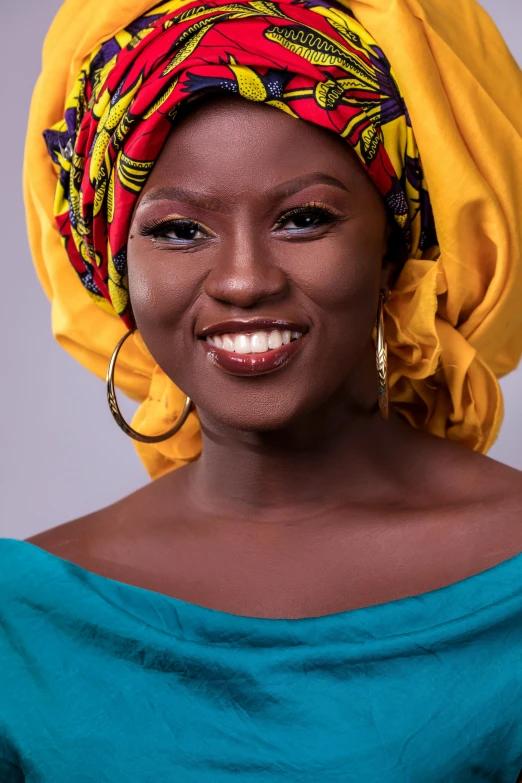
left=198, top=402, right=313, bottom=435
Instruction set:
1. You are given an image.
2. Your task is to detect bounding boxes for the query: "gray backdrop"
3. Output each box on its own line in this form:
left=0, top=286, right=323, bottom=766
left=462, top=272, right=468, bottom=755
left=1, top=1, right=520, bottom=539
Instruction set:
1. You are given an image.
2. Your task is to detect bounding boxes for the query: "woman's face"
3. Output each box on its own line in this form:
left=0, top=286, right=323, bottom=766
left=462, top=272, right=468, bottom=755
left=127, top=95, right=392, bottom=432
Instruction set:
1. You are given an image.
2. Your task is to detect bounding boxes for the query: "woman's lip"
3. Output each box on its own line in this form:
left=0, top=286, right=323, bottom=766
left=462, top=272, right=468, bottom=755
left=198, top=319, right=308, bottom=339
left=200, top=334, right=306, bottom=376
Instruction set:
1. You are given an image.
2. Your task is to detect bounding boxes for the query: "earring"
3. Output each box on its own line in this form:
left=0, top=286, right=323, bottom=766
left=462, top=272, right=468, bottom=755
left=376, top=290, right=389, bottom=420
left=106, top=328, right=192, bottom=443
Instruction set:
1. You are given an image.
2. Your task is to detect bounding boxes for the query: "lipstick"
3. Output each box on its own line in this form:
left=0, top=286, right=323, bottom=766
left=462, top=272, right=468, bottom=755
left=197, top=318, right=308, bottom=377
left=200, top=335, right=305, bottom=376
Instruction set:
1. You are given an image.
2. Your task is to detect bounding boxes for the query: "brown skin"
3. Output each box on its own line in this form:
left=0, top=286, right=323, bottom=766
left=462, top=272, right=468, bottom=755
left=27, top=95, right=522, bottom=619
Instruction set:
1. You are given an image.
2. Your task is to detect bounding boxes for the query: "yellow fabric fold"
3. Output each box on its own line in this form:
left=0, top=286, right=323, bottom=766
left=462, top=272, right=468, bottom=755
left=24, top=0, right=522, bottom=479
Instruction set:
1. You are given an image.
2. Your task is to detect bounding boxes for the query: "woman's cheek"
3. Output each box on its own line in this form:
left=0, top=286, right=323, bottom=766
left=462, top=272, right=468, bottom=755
left=294, top=232, right=383, bottom=314
left=127, top=238, right=198, bottom=328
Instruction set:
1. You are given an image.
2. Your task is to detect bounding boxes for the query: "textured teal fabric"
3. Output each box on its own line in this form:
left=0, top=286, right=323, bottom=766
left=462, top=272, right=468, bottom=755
left=1, top=536, right=522, bottom=782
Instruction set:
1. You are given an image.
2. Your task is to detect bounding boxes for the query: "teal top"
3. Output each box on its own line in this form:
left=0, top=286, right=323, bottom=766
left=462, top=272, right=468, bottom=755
left=1, top=537, right=522, bottom=782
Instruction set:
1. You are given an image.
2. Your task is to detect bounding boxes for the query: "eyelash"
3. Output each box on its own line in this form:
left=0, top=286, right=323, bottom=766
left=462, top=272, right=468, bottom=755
left=274, top=202, right=340, bottom=231
left=138, top=202, right=340, bottom=243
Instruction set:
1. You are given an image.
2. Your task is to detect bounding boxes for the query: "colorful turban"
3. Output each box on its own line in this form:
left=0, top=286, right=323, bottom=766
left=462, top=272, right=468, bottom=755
left=42, top=0, right=437, bottom=330
left=25, top=0, right=522, bottom=479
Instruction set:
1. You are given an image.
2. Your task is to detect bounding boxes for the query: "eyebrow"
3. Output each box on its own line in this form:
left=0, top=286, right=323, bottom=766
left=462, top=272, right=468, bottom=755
left=270, top=172, right=351, bottom=199
left=138, top=187, right=227, bottom=212
left=138, top=172, right=351, bottom=212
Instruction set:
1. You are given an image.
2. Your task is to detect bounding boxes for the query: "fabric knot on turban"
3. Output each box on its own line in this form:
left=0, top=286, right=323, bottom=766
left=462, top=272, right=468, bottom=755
left=25, top=0, right=522, bottom=478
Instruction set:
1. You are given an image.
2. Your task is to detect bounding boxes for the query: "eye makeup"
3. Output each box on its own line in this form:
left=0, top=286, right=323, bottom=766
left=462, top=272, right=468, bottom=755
left=137, top=200, right=344, bottom=243
left=273, top=200, right=342, bottom=231
left=137, top=215, right=214, bottom=243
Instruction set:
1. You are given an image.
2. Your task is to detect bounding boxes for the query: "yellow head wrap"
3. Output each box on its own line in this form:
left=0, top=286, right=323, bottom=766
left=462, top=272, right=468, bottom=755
left=24, top=0, right=522, bottom=479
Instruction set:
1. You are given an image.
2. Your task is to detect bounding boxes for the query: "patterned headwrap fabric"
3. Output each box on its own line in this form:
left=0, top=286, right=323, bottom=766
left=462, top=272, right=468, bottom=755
left=43, top=0, right=435, bottom=329
left=25, top=0, right=522, bottom=479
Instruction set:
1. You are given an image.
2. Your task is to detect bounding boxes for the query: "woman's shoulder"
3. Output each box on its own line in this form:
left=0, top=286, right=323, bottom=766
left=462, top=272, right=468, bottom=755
left=18, top=481, right=197, bottom=603
left=407, top=430, right=522, bottom=545
left=21, top=467, right=201, bottom=589
left=24, top=466, right=190, bottom=560
left=0, top=532, right=93, bottom=599
left=448, top=444, right=522, bottom=509
left=404, top=425, right=522, bottom=509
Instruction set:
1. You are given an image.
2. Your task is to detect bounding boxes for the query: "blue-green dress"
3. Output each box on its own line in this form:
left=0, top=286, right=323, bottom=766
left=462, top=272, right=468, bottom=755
left=1, top=536, right=522, bottom=782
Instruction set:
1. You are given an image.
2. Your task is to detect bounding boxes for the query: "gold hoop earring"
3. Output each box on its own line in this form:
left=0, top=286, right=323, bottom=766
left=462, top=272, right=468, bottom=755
left=376, top=290, right=389, bottom=420
left=106, top=328, right=192, bottom=443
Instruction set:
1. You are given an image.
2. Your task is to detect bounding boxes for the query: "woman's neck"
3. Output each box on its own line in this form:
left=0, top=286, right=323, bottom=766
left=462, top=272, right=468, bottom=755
left=186, top=388, right=415, bottom=525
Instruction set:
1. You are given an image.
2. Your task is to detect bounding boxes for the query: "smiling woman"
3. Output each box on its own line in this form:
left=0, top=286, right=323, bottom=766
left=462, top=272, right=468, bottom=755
left=3, top=0, right=522, bottom=780
left=126, top=96, right=393, bottom=429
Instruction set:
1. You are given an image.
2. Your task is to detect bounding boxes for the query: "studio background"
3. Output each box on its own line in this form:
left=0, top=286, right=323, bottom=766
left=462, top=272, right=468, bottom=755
left=1, top=1, right=521, bottom=539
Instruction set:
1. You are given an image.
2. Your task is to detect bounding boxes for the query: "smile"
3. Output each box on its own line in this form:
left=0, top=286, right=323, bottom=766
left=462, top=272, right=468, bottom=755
left=198, top=320, right=307, bottom=377
left=207, top=329, right=302, bottom=353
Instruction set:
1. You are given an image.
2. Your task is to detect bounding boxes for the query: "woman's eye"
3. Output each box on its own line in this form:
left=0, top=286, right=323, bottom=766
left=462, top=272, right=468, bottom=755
left=276, top=206, right=339, bottom=232
left=159, top=220, right=207, bottom=241
left=142, top=219, right=208, bottom=242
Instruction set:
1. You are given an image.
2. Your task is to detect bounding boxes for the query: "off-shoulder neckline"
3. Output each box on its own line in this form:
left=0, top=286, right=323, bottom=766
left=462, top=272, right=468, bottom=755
left=2, top=536, right=522, bottom=637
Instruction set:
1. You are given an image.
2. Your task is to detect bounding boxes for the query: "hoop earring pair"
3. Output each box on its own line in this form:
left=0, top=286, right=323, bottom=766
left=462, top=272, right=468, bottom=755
left=106, top=294, right=389, bottom=442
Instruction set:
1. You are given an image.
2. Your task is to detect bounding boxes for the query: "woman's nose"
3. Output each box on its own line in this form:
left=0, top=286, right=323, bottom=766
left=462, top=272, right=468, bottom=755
left=203, top=241, right=289, bottom=308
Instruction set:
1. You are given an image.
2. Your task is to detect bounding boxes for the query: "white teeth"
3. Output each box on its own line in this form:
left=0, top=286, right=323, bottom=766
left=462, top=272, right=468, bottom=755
left=251, top=332, right=269, bottom=353
left=268, top=330, right=283, bottom=350
left=206, top=328, right=304, bottom=354
left=234, top=334, right=251, bottom=354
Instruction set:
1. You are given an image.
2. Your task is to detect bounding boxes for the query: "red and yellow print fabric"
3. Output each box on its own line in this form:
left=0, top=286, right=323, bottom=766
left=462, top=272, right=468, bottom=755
left=43, top=0, right=436, bottom=329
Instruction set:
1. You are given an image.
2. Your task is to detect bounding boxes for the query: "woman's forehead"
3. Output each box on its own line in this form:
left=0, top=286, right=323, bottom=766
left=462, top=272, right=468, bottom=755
left=148, top=94, right=367, bottom=181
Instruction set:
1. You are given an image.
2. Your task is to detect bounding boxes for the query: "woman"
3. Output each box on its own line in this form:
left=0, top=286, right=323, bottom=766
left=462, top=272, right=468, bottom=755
left=1, top=0, right=522, bottom=778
